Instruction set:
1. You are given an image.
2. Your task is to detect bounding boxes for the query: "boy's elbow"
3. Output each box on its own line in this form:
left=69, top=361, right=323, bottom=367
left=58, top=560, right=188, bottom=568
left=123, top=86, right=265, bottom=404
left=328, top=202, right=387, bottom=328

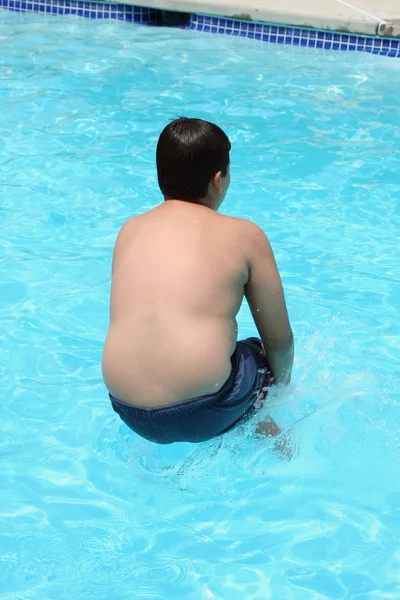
left=260, top=321, right=293, bottom=353
left=286, top=328, right=294, bottom=355
left=272, top=327, right=293, bottom=351
left=264, top=329, right=294, bottom=354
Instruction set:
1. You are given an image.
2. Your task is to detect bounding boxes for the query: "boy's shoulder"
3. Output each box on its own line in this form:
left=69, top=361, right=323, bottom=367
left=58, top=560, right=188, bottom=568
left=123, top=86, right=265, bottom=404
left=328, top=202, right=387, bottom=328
left=217, top=213, right=266, bottom=240
left=216, top=214, right=272, bottom=265
left=115, top=212, right=146, bottom=239
left=115, top=210, right=266, bottom=245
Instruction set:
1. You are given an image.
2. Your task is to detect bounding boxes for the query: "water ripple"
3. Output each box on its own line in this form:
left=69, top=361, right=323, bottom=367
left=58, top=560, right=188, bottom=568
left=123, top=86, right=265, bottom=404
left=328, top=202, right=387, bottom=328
left=1, top=10, right=400, bottom=600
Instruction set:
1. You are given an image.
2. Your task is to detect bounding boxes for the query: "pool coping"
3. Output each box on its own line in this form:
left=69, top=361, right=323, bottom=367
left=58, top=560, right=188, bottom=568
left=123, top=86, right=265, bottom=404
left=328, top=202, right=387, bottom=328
left=113, top=0, right=400, bottom=38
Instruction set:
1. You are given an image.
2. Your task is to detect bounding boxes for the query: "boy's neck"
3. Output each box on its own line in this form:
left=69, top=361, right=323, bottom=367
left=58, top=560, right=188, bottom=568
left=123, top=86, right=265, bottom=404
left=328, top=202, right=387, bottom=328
left=164, top=197, right=217, bottom=210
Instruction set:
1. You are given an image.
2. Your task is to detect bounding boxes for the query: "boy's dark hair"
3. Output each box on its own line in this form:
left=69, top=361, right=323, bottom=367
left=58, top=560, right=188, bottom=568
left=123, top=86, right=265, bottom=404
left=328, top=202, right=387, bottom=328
left=156, top=117, right=231, bottom=202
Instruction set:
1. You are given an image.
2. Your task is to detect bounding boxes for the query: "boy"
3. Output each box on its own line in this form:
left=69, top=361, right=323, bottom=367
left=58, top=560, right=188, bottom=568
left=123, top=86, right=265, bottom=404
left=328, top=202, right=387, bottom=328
left=102, top=117, right=294, bottom=444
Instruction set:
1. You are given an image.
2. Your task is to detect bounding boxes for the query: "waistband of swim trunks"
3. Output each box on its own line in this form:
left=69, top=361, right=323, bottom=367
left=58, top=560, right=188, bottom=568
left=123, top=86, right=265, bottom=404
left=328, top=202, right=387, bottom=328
left=109, top=352, right=238, bottom=416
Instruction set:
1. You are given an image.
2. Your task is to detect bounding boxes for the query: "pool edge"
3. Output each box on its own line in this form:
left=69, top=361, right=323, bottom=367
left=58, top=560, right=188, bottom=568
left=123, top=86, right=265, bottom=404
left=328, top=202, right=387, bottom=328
left=1, top=0, right=400, bottom=58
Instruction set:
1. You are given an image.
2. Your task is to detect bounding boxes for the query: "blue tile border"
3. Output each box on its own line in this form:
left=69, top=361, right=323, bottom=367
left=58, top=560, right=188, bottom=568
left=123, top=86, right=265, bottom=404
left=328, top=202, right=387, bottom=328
left=188, top=13, right=400, bottom=57
left=0, top=0, right=399, bottom=58
left=0, top=0, right=159, bottom=22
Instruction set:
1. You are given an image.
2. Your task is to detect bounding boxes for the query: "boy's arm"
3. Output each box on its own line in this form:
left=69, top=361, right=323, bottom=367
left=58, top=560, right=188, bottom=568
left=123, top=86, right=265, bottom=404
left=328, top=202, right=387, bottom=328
left=243, top=222, right=294, bottom=385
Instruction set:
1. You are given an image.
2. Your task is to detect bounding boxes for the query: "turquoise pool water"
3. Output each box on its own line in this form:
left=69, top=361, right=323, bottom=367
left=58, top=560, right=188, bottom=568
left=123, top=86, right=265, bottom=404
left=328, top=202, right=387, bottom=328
left=1, top=10, right=400, bottom=599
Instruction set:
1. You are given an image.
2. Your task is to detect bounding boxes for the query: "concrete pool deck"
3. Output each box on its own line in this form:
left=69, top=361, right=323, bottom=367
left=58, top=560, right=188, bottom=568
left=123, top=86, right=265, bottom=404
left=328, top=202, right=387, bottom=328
left=135, top=0, right=400, bottom=36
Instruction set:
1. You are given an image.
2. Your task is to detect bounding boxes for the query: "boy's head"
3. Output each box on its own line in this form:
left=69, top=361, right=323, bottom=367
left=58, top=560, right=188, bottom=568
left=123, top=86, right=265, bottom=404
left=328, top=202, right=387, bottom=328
left=156, top=117, right=231, bottom=208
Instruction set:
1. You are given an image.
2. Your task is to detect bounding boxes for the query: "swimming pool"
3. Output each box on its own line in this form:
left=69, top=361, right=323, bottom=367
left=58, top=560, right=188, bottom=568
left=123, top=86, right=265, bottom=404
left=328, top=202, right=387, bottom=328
left=1, top=10, right=400, bottom=599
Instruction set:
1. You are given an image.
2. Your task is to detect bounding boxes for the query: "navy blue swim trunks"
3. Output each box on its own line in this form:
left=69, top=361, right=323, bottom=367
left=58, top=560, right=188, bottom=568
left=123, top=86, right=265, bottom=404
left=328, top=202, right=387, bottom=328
left=109, top=337, right=273, bottom=444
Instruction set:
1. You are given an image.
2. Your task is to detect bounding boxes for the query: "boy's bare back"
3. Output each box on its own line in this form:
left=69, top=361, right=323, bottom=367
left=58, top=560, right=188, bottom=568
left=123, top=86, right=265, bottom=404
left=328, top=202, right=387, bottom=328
left=102, top=199, right=291, bottom=408
left=102, top=118, right=293, bottom=444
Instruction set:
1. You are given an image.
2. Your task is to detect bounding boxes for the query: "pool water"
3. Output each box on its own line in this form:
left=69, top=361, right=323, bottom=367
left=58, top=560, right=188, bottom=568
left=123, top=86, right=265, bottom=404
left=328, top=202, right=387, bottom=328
left=1, top=10, right=400, bottom=599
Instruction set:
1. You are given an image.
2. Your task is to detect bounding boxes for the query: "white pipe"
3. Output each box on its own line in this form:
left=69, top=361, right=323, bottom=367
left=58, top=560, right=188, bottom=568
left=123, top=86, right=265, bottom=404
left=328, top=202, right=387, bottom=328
left=334, top=0, right=387, bottom=23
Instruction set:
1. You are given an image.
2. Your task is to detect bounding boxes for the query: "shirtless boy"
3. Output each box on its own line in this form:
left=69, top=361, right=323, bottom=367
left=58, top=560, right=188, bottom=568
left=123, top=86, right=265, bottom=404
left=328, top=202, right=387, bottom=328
left=102, top=117, right=294, bottom=444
